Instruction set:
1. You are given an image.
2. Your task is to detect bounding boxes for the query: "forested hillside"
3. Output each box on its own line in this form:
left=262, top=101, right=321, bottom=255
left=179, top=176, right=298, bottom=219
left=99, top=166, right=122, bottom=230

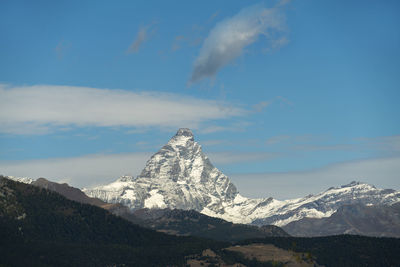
left=0, top=176, right=224, bottom=266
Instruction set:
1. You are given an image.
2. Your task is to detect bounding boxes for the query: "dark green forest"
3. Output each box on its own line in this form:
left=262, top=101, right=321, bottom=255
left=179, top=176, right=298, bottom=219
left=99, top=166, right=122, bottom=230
left=238, top=235, right=400, bottom=267
left=129, top=208, right=289, bottom=242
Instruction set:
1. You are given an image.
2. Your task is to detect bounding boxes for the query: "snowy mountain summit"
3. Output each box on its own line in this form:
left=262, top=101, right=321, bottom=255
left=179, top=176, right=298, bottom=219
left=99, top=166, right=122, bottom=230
left=85, top=128, right=238, bottom=211
left=84, top=128, right=400, bottom=226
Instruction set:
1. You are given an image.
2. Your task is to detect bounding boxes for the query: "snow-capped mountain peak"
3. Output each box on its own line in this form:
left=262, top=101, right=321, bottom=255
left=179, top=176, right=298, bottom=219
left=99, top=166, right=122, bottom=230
left=85, top=128, right=238, bottom=212
left=172, top=127, right=194, bottom=139
left=162, top=128, right=195, bottom=152
left=83, top=128, right=400, bottom=227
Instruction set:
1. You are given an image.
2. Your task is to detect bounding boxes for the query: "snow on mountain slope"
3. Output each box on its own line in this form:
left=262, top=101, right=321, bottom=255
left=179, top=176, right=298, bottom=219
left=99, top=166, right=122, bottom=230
left=249, top=182, right=400, bottom=226
left=84, top=129, right=400, bottom=226
left=84, top=128, right=239, bottom=212
left=5, top=176, right=35, bottom=184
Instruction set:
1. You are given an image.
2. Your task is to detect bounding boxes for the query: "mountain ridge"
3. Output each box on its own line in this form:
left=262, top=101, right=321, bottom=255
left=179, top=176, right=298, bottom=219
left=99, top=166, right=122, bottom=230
left=5, top=175, right=290, bottom=241
left=3, top=175, right=400, bottom=266
left=283, top=202, right=400, bottom=237
left=83, top=128, right=400, bottom=227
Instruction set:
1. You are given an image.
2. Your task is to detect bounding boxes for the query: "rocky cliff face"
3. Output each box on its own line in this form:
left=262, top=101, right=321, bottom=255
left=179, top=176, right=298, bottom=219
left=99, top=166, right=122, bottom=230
left=83, top=129, right=400, bottom=226
left=84, top=128, right=241, bottom=214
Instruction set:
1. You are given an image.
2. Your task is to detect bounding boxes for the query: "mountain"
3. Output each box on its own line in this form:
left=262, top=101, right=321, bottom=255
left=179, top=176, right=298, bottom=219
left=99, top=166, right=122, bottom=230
left=33, top=175, right=399, bottom=239
left=31, top=177, right=129, bottom=215
left=0, top=176, right=225, bottom=266
left=5, top=176, right=34, bottom=184
left=33, top=177, right=106, bottom=206
left=283, top=202, right=400, bottom=237
left=84, top=128, right=239, bottom=211
left=250, top=181, right=400, bottom=227
left=84, top=128, right=400, bottom=227
left=9, top=176, right=289, bottom=241
left=2, top=178, right=400, bottom=266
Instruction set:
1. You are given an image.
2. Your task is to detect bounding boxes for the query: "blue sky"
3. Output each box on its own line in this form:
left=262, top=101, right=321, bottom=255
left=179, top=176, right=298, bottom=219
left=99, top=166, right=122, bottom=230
left=1, top=0, right=399, bottom=199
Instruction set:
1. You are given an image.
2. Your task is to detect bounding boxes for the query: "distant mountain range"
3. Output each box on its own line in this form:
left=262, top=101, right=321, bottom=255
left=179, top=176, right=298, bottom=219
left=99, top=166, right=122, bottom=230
left=27, top=173, right=400, bottom=240
left=80, top=128, right=400, bottom=234
left=27, top=175, right=400, bottom=239
left=283, top=202, right=400, bottom=237
left=15, top=176, right=288, bottom=242
left=2, top=176, right=400, bottom=267
left=7, top=128, right=400, bottom=238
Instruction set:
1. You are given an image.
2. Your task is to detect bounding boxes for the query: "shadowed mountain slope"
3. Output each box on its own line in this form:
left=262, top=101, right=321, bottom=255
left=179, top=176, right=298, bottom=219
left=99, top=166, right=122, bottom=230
left=131, top=208, right=289, bottom=242
left=283, top=202, right=400, bottom=237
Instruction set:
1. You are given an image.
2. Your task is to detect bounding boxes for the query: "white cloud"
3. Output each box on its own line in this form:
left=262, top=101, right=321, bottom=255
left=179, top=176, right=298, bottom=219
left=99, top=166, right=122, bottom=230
left=0, top=84, right=245, bottom=135
left=189, top=3, right=287, bottom=83
left=230, top=157, right=400, bottom=200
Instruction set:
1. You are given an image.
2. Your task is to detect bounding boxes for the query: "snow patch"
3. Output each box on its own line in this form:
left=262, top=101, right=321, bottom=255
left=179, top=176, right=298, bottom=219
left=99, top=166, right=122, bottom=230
left=6, top=176, right=35, bottom=184
left=144, top=190, right=167, bottom=209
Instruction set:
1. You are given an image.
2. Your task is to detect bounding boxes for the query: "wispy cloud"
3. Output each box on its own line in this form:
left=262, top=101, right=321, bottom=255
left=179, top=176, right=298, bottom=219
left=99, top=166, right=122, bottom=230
left=230, top=156, right=400, bottom=199
left=200, top=139, right=227, bottom=146
left=0, top=152, right=152, bottom=188
left=291, top=144, right=356, bottom=152
left=0, top=84, right=245, bottom=135
left=199, top=121, right=250, bottom=134
left=208, top=151, right=277, bottom=165
left=251, top=96, right=292, bottom=113
left=55, top=40, right=71, bottom=60
left=275, top=96, right=293, bottom=106
left=171, top=35, right=185, bottom=51
left=207, top=11, right=220, bottom=24
left=356, top=135, right=400, bottom=154
left=0, top=150, right=276, bottom=189
left=252, top=101, right=271, bottom=112
left=266, top=135, right=292, bottom=145
left=3, top=151, right=398, bottom=200
left=189, top=3, right=288, bottom=84
left=127, top=23, right=156, bottom=54
left=264, top=134, right=400, bottom=155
